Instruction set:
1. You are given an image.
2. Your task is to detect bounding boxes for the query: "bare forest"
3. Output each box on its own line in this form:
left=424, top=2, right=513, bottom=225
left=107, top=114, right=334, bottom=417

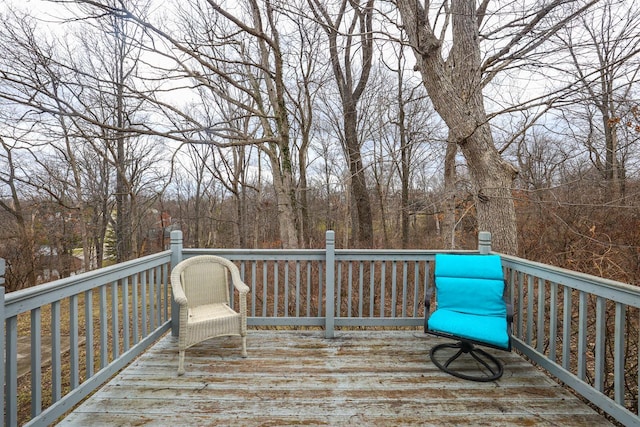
left=1, top=0, right=639, bottom=293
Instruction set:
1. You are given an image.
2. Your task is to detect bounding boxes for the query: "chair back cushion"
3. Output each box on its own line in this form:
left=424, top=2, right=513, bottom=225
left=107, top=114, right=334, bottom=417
left=181, top=261, right=230, bottom=307
left=434, top=254, right=505, bottom=317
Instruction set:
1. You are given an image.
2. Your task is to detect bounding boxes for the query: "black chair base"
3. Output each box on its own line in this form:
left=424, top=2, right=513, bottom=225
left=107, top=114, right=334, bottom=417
left=429, top=341, right=504, bottom=382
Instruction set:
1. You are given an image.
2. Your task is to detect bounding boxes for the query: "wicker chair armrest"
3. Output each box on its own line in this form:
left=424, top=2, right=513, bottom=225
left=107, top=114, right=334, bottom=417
left=215, top=257, right=250, bottom=296
left=233, top=280, right=250, bottom=295
left=170, top=269, right=189, bottom=307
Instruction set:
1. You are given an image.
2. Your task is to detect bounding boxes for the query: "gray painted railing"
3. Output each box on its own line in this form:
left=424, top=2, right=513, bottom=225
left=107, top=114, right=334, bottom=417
left=2, top=230, right=639, bottom=426
left=502, top=255, right=640, bottom=427
left=176, top=230, right=481, bottom=336
left=1, top=252, right=173, bottom=427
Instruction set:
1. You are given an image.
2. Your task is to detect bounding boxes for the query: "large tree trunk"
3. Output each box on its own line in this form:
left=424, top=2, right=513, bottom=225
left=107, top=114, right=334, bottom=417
left=602, top=107, right=622, bottom=202
left=266, top=150, right=299, bottom=249
left=397, top=0, right=518, bottom=254
left=441, top=137, right=457, bottom=249
left=250, top=0, right=301, bottom=250
left=344, top=105, right=374, bottom=248
left=398, top=92, right=410, bottom=249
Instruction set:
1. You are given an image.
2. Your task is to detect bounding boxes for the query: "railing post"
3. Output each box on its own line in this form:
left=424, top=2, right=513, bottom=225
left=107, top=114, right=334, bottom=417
left=325, top=231, right=335, bottom=338
left=478, top=231, right=492, bottom=254
left=0, top=258, right=5, bottom=427
left=170, top=230, right=183, bottom=337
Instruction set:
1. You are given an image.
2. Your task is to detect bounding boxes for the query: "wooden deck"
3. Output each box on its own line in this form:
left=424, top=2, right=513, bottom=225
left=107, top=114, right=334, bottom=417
left=59, top=330, right=612, bottom=426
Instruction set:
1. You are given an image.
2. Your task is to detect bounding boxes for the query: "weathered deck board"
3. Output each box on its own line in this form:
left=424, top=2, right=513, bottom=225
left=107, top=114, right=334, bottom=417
left=59, top=330, right=612, bottom=426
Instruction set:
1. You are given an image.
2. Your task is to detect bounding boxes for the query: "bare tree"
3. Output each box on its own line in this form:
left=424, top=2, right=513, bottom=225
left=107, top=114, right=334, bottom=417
left=396, top=0, right=597, bottom=254
left=308, top=0, right=375, bottom=247
left=0, top=2, right=167, bottom=266
left=64, top=0, right=307, bottom=248
left=556, top=0, right=640, bottom=202
left=380, top=38, right=442, bottom=248
left=0, top=137, right=38, bottom=290
left=286, top=3, right=329, bottom=247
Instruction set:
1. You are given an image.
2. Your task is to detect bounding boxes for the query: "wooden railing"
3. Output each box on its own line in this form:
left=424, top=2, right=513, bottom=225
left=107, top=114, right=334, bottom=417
left=1, top=253, right=173, bottom=427
left=502, top=255, right=640, bottom=426
left=179, top=230, right=468, bottom=334
left=1, top=230, right=639, bottom=426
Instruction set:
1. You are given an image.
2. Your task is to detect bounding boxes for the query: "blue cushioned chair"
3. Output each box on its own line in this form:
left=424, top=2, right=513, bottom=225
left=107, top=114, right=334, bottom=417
left=425, top=254, right=512, bottom=381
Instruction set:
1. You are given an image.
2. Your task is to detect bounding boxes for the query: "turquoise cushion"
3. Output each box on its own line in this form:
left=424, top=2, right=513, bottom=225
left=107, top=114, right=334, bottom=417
left=434, top=254, right=506, bottom=317
left=431, top=254, right=509, bottom=348
left=428, top=309, right=510, bottom=349
left=435, top=254, right=503, bottom=280
left=436, top=277, right=506, bottom=317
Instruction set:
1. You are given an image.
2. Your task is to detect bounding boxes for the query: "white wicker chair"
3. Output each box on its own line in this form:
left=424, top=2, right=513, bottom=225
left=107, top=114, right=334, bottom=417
left=171, top=255, right=250, bottom=375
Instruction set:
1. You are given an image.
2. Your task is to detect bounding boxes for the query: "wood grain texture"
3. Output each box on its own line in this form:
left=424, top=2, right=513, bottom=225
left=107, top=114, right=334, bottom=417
left=59, top=330, right=612, bottom=426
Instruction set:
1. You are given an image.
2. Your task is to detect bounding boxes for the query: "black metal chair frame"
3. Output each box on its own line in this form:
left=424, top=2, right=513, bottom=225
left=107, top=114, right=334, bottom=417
left=425, top=285, right=513, bottom=382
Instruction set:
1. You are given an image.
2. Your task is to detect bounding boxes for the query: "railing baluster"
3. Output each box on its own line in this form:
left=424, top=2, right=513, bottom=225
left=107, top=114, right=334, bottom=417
left=549, top=282, right=558, bottom=362
left=112, top=281, right=119, bottom=359
left=562, top=286, right=572, bottom=371
left=85, top=289, right=94, bottom=377
left=614, top=302, right=626, bottom=405
left=527, top=275, right=534, bottom=345
left=274, top=261, right=279, bottom=317
left=149, top=268, right=156, bottom=330
left=6, top=316, right=18, bottom=427
left=318, top=260, right=324, bottom=317
left=358, top=262, right=364, bottom=318
left=156, top=266, right=162, bottom=327
left=402, top=261, right=408, bottom=318
left=51, top=300, right=61, bottom=403
left=283, top=262, right=288, bottom=317
left=413, top=261, right=420, bottom=317
left=301, top=260, right=306, bottom=317
left=380, top=261, right=386, bottom=318
left=239, top=261, right=246, bottom=307
left=336, top=261, right=342, bottom=317
left=424, top=261, right=431, bottom=317
left=99, top=284, right=108, bottom=369
left=347, top=262, right=353, bottom=317
left=537, top=278, right=545, bottom=353
left=517, top=271, right=524, bottom=339
left=595, top=296, right=606, bottom=392
left=369, top=261, right=375, bottom=318
left=141, top=271, right=148, bottom=336
left=391, top=261, right=397, bottom=318
left=306, top=261, right=311, bottom=317
left=509, top=268, right=516, bottom=320
left=31, top=307, right=42, bottom=417
left=123, top=276, right=130, bottom=352
left=251, top=261, right=257, bottom=317
left=70, top=294, right=79, bottom=389
left=577, top=291, right=588, bottom=380
left=132, top=274, right=139, bottom=344
left=262, top=262, right=268, bottom=317
left=163, top=263, right=169, bottom=322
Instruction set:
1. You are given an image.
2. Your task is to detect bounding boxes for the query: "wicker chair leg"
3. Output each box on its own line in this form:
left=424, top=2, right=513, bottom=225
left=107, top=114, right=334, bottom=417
left=241, top=336, right=247, bottom=358
left=178, top=349, right=185, bottom=376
